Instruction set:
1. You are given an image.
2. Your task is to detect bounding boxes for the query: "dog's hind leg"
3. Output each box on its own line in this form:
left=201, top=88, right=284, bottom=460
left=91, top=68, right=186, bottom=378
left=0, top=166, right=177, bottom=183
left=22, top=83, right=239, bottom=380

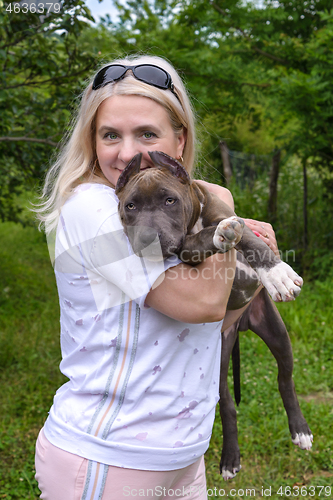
left=219, top=288, right=313, bottom=479
left=245, top=288, right=313, bottom=450
left=219, top=322, right=242, bottom=480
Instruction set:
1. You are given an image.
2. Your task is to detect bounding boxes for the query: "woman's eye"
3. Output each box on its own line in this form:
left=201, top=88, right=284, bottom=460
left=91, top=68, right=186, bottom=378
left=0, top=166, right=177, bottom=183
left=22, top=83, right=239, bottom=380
left=126, top=203, right=136, bottom=210
left=143, top=132, right=156, bottom=139
left=165, top=198, right=176, bottom=205
left=105, top=132, right=118, bottom=140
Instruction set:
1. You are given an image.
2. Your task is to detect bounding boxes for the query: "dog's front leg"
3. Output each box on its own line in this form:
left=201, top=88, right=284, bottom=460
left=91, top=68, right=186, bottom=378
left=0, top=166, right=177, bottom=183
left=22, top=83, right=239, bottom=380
left=180, top=217, right=245, bottom=264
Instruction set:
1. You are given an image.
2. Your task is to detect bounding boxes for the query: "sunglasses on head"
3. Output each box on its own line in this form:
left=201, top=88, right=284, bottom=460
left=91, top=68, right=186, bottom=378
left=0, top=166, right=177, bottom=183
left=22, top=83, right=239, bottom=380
left=92, top=63, right=181, bottom=102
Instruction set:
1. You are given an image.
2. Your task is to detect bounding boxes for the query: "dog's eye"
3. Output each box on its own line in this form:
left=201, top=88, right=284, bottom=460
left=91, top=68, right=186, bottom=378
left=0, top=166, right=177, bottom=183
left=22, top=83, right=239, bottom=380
left=165, top=198, right=176, bottom=205
left=126, top=203, right=136, bottom=210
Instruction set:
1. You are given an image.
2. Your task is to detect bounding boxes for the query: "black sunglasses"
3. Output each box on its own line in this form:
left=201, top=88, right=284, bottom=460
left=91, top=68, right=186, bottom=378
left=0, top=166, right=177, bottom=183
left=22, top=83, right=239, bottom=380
left=92, top=63, right=180, bottom=102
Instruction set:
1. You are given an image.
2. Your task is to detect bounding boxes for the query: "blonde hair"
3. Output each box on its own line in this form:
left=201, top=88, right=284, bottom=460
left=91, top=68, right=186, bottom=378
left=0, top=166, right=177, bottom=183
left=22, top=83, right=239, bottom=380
left=35, top=55, right=196, bottom=234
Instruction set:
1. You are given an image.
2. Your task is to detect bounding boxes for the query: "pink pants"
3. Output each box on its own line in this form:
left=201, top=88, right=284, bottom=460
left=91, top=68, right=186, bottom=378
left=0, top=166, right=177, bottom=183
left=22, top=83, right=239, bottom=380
left=35, top=429, right=208, bottom=500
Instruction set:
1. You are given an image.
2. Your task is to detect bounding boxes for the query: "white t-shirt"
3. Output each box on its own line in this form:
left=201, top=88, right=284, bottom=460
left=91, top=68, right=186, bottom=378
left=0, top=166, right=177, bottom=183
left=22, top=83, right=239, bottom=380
left=43, top=183, right=223, bottom=471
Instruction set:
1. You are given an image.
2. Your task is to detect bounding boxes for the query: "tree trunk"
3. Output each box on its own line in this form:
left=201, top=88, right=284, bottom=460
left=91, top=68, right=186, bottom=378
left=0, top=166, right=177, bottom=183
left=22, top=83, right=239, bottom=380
left=303, top=158, right=308, bottom=250
left=268, top=149, right=280, bottom=223
left=219, top=141, right=232, bottom=185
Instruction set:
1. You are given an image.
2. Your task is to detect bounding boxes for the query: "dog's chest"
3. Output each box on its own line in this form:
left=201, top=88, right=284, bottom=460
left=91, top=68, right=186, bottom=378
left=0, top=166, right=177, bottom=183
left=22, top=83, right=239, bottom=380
left=190, top=217, right=204, bottom=234
left=189, top=203, right=204, bottom=234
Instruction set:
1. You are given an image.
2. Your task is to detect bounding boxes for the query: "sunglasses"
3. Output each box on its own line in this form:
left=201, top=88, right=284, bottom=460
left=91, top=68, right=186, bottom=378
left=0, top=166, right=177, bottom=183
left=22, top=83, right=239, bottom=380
left=92, top=63, right=180, bottom=102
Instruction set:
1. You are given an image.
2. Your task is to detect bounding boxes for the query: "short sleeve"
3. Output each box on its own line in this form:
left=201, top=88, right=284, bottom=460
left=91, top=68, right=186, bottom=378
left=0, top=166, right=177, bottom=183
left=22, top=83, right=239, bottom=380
left=87, top=216, right=181, bottom=310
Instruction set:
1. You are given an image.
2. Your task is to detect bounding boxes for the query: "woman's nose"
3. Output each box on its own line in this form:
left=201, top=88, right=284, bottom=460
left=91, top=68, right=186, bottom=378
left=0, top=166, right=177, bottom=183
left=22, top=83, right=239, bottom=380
left=118, top=139, right=140, bottom=165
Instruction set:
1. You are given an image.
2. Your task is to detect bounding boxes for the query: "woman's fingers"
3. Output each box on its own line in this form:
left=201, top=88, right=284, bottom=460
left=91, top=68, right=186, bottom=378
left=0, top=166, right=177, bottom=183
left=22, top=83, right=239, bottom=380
left=243, top=219, right=279, bottom=256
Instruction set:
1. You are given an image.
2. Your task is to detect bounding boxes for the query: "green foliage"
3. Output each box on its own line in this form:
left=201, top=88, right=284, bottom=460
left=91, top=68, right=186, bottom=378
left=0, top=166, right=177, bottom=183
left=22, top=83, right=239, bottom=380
left=275, top=158, right=333, bottom=268
left=308, top=250, right=333, bottom=282
left=170, top=0, right=333, bottom=169
left=0, top=0, right=98, bottom=222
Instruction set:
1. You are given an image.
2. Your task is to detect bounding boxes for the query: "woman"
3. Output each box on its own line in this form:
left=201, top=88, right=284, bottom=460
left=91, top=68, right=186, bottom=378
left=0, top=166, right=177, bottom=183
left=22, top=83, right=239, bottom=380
left=35, top=55, right=276, bottom=499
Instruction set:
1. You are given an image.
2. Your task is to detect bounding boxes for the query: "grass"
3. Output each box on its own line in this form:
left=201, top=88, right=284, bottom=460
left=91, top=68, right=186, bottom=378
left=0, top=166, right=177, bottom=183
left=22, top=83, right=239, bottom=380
left=0, top=222, right=65, bottom=499
left=0, top=221, right=332, bottom=499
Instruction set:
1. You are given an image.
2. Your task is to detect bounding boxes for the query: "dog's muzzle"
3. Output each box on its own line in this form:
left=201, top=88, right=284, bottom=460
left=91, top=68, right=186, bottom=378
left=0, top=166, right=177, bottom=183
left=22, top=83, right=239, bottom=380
left=126, top=226, right=164, bottom=262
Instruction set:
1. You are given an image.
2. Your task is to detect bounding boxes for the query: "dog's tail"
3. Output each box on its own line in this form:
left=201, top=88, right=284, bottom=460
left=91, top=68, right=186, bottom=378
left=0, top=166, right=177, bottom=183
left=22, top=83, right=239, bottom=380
left=232, top=334, right=241, bottom=406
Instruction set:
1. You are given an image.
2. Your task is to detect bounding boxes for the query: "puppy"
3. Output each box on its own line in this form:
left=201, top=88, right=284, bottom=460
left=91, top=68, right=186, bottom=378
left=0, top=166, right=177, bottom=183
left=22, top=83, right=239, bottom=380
left=115, top=151, right=313, bottom=479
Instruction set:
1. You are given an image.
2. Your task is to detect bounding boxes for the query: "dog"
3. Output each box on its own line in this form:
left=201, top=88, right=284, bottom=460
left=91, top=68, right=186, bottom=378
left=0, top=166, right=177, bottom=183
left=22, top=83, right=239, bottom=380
left=115, top=151, right=313, bottom=480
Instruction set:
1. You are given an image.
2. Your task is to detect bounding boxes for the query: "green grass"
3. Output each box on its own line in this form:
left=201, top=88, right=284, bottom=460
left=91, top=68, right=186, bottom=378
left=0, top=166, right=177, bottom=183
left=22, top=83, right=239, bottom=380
left=0, top=222, right=65, bottom=499
left=0, top=222, right=332, bottom=499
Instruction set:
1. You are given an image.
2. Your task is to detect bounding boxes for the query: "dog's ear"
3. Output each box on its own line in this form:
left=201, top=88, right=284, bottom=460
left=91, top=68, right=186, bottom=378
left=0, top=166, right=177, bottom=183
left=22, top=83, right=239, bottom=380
left=148, top=151, right=191, bottom=184
left=115, top=153, right=142, bottom=194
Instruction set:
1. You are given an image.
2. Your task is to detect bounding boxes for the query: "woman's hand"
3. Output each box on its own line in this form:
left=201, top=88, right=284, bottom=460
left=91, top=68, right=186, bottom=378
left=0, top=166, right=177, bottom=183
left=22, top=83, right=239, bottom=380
left=243, top=219, right=279, bottom=256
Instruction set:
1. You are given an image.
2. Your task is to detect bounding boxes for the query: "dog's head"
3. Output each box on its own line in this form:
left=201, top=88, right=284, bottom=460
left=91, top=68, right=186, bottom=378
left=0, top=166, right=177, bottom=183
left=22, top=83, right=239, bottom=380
left=115, top=151, right=201, bottom=259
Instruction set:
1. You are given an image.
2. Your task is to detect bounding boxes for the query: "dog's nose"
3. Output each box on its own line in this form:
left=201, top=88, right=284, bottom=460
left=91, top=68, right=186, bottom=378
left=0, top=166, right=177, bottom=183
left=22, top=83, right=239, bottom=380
left=140, top=227, right=159, bottom=247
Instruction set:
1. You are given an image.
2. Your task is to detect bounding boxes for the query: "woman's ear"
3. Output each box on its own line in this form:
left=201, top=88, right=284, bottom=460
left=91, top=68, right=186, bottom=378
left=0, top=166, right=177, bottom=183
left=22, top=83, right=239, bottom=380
left=177, top=128, right=187, bottom=159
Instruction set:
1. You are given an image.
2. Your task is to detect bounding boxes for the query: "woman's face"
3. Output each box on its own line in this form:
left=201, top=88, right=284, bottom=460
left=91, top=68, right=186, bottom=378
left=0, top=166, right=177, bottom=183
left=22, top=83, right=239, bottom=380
left=95, top=94, right=186, bottom=186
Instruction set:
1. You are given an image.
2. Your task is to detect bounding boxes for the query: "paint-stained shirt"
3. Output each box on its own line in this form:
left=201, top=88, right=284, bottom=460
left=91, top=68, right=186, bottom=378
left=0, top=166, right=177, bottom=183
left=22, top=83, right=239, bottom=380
left=43, top=183, right=223, bottom=471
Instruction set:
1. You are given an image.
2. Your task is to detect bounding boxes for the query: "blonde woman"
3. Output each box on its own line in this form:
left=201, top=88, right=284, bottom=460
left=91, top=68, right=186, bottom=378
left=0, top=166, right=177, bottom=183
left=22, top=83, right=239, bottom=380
left=35, top=55, right=276, bottom=499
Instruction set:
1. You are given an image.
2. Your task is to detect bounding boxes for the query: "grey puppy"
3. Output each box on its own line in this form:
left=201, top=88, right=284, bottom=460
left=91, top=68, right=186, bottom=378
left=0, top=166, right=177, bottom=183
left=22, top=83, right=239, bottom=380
left=115, top=151, right=313, bottom=480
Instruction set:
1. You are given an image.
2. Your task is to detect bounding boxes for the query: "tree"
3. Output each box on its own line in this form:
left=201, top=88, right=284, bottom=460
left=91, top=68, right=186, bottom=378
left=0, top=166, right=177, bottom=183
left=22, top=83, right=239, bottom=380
left=0, top=0, right=97, bottom=221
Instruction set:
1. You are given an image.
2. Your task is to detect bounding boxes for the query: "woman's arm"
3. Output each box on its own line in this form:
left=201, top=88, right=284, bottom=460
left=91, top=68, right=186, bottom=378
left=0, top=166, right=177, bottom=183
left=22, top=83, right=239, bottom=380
left=145, top=250, right=237, bottom=324
left=195, top=180, right=235, bottom=210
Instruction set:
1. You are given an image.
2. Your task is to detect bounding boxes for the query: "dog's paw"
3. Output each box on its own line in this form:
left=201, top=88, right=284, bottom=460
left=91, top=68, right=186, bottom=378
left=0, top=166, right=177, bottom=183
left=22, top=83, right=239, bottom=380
left=257, top=261, right=303, bottom=302
left=292, top=432, right=313, bottom=450
left=221, top=465, right=242, bottom=481
left=213, top=217, right=245, bottom=253
left=220, top=445, right=241, bottom=481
